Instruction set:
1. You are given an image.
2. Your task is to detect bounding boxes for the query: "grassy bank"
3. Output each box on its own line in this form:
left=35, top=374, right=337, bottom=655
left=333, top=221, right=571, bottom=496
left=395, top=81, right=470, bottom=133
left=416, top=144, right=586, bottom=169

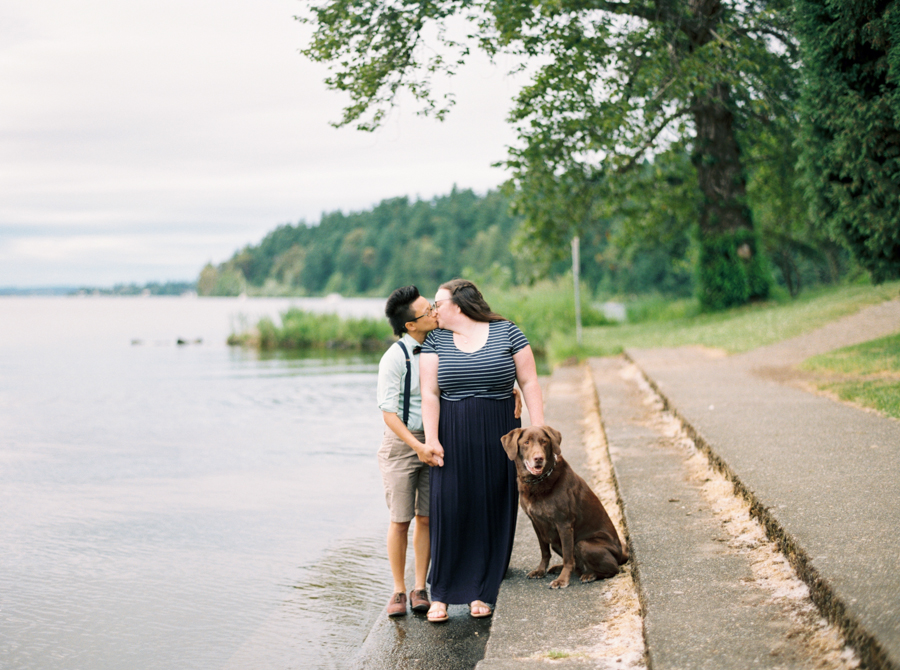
left=548, top=280, right=900, bottom=362
left=484, top=278, right=610, bottom=353
left=799, top=332, right=900, bottom=419
left=228, top=278, right=608, bottom=356
left=229, top=280, right=899, bottom=375
left=228, top=308, right=393, bottom=351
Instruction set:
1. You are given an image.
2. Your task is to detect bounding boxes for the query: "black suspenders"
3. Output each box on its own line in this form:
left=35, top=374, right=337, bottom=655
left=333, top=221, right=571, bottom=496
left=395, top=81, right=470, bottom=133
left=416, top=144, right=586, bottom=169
left=396, top=341, right=412, bottom=426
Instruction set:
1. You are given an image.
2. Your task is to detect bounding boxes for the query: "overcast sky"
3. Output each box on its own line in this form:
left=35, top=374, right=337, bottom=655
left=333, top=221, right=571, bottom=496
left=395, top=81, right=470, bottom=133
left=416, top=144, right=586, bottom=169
left=1, top=0, right=525, bottom=287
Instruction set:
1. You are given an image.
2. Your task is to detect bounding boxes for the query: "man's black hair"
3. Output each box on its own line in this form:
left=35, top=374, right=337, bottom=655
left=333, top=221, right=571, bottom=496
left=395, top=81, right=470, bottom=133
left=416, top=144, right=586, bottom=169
left=385, top=285, right=420, bottom=336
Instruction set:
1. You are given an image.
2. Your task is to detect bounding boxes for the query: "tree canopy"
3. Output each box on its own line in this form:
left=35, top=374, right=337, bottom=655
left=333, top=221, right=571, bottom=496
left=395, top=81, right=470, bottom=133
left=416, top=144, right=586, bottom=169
left=300, top=0, right=799, bottom=309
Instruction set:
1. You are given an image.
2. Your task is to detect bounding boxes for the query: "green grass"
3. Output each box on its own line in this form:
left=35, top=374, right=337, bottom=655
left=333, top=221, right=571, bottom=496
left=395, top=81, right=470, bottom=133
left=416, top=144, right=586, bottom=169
left=800, top=332, right=900, bottom=419
left=801, top=332, right=900, bottom=375
left=228, top=308, right=393, bottom=351
left=547, top=280, right=900, bottom=364
left=820, top=379, right=900, bottom=419
left=486, top=278, right=611, bottom=355
left=228, top=280, right=899, bottom=367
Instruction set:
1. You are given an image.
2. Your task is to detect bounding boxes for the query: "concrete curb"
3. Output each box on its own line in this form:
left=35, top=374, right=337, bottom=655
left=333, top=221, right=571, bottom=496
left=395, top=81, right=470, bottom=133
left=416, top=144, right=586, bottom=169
left=623, top=349, right=898, bottom=670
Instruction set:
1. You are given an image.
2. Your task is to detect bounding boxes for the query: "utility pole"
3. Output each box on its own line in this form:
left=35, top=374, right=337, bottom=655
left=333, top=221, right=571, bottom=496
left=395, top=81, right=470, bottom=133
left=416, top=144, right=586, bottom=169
left=572, top=235, right=582, bottom=346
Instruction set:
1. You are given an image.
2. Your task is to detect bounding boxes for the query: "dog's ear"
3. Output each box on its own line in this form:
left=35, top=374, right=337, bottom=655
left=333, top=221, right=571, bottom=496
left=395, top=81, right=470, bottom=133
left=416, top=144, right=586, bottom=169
left=500, top=428, right=524, bottom=461
left=542, top=426, right=562, bottom=456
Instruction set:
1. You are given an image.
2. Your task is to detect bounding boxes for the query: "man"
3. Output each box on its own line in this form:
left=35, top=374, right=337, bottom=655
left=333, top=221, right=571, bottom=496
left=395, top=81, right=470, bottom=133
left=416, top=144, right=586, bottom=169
left=376, top=286, right=443, bottom=617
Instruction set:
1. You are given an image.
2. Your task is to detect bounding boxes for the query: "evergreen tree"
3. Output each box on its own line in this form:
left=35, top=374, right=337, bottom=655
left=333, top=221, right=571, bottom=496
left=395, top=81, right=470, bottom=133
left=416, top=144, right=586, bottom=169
left=796, top=0, right=900, bottom=282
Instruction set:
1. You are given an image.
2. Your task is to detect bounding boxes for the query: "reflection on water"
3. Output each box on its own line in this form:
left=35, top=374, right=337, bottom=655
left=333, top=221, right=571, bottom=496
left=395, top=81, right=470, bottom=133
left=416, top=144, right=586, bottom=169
left=0, top=297, right=392, bottom=669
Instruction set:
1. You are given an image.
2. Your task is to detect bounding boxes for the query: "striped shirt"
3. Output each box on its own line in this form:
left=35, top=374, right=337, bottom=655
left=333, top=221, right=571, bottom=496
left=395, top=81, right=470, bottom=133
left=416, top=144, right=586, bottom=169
left=420, top=321, right=530, bottom=401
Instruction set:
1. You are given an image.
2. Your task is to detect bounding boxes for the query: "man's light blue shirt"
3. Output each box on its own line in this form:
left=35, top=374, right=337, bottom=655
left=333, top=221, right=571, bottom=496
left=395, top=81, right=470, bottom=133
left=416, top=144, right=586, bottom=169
left=376, top=333, right=423, bottom=431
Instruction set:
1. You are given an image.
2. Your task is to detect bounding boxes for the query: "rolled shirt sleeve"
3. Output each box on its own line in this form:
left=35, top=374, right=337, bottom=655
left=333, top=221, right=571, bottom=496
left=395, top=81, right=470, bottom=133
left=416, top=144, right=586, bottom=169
left=376, top=336, right=424, bottom=431
left=377, top=344, right=403, bottom=415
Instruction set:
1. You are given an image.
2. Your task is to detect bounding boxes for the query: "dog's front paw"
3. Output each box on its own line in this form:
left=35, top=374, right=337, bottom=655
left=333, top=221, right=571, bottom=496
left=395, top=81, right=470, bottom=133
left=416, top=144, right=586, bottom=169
left=527, top=568, right=546, bottom=579
left=549, top=577, right=570, bottom=589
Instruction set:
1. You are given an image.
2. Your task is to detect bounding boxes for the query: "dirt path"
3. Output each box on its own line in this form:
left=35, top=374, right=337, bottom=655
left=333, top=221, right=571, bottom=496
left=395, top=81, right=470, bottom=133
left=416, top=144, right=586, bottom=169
left=738, top=298, right=900, bottom=370
left=737, top=298, right=900, bottom=416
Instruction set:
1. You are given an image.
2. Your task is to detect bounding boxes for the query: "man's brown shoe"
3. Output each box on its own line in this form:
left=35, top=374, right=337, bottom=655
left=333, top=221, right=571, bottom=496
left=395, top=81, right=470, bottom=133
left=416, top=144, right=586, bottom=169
left=386, top=592, right=407, bottom=617
left=409, top=589, right=430, bottom=613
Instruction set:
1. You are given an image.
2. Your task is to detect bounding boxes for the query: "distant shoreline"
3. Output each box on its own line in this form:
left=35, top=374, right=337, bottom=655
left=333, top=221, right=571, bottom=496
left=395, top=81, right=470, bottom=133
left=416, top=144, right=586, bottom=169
left=0, top=281, right=197, bottom=297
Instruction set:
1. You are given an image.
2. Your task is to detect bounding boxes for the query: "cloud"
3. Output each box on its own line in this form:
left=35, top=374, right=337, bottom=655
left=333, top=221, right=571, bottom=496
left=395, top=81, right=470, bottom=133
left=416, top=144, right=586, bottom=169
left=0, top=0, right=525, bottom=286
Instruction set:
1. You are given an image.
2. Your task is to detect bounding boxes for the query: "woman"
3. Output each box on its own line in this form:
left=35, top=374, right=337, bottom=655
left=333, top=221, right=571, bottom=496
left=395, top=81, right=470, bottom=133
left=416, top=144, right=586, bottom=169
left=420, top=279, right=544, bottom=622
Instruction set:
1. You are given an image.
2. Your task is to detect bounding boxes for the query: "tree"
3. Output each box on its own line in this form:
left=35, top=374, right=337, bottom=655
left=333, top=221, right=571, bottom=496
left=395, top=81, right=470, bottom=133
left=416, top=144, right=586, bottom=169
left=300, top=0, right=797, bottom=309
left=795, top=0, right=900, bottom=283
left=746, top=114, right=848, bottom=295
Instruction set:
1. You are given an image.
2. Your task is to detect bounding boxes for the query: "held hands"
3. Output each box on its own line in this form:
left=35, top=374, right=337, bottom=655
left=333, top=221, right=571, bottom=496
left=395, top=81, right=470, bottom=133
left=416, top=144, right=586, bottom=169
left=513, top=388, right=523, bottom=419
left=416, top=440, right=445, bottom=467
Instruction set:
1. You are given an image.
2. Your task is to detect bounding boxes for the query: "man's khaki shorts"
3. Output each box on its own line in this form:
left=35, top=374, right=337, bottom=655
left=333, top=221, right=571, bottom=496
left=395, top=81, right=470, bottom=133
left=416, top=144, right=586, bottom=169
left=377, top=428, right=430, bottom=523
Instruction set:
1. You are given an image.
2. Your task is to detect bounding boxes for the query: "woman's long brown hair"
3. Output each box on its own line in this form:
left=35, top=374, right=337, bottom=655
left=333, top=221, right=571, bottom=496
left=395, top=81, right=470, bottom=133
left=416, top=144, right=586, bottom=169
left=440, top=279, right=507, bottom=323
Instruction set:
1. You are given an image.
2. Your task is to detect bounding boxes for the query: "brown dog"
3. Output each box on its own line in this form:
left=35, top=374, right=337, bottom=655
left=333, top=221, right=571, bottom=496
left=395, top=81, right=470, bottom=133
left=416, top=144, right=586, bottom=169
left=501, top=425, right=628, bottom=588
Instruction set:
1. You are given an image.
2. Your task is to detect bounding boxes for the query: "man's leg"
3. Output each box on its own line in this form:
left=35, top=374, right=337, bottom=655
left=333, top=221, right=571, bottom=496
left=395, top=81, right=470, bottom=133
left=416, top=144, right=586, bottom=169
left=412, top=515, right=430, bottom=590
left=387, top=520, right=411, bottom=594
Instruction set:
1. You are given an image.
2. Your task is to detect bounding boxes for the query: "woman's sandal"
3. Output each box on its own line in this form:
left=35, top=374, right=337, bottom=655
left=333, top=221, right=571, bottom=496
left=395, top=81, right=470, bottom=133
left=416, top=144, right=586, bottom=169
left=469, top=600, right=493, bottom=618
left=427, top=602, right=449, bottom=623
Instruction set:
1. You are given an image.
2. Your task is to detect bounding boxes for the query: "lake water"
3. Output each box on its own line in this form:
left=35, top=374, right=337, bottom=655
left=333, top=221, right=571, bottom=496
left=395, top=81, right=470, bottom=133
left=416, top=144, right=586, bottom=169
left=0, top=296, right=395, bottom=669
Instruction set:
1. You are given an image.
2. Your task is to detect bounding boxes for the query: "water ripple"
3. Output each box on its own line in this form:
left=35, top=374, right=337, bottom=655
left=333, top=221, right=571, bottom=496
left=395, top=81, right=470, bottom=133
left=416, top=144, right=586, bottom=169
left=222, top=535, right=392, bottom=670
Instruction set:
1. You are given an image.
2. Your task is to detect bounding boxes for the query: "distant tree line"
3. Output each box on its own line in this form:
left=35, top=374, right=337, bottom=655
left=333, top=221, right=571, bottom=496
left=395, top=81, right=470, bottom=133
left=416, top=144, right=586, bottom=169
left=82, top=281, right=196, bottom=296
left=197, top=186, right=702, bottom=298
left=197, top=176, right=848, bottom=300
left=200, top=188, right=518, bottom=297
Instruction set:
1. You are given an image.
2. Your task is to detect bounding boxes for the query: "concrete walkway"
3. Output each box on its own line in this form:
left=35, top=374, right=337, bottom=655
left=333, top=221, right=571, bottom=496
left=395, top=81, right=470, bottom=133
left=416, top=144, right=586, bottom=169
left=591, top=356, right=842, bottom=669
left=625, top=299, right=900, bottom=670
left=476, top=366, right=642, bottom=668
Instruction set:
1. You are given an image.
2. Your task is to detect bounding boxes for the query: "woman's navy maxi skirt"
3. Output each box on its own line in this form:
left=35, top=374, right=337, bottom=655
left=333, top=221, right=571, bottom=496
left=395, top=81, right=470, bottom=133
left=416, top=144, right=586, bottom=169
left=428, top=395, right=520, bottom=605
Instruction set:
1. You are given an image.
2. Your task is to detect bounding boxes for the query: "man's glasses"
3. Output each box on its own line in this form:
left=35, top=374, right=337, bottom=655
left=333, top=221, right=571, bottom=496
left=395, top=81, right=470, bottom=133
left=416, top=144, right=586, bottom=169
left=409, top=305, right=434, bottom=321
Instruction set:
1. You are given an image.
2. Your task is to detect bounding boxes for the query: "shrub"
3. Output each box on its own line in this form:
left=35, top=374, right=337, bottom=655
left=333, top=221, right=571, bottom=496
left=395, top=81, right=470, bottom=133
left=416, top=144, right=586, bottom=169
left=697, top=229, right=770, bottom=311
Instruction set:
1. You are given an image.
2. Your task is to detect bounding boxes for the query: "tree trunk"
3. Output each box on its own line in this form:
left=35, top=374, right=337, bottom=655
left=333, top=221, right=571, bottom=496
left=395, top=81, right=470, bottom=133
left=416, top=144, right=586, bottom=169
left=686, top=1, right=769, bottom=308
left=691, top=83, right=751, bottom=237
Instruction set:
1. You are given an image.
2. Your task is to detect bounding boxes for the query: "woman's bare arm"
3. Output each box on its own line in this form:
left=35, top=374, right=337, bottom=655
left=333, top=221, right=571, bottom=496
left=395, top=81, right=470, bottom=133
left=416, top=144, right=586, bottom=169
left=513, top=345, right=544, bottom=426
left=419, top=352, right=445, bottom=467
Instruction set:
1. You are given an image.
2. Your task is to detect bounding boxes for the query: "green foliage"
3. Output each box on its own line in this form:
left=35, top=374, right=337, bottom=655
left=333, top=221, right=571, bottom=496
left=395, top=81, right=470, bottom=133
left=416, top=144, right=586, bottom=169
left=197, top=263, right=246, bottom=297
left=556, top=280, right=900, bottom=358
left=229, top=308, right=393, bottom=350
left=203, top=185, right=700, bottom=301
left=697, top=229, right=770, bottom=310
left=625, top=296, right=701, bottom=324
left=202, top=188, right=524, bottom=297
left=545, top=651, right=572, bottom=660
left=801, top=332, right=900, bottom=419
left=73, top=281, right=196, bottom=296
left=299, top=0, right=799, bottom=310
left=821, top=379, right=900, bottom=419
left=796, top=0, right=900, bottom=283
left=801, top=332, right=900, bottom=375
left=591, top=150, right=699, bottom=298
left=744, top=114, right=850, bottom=296
left=487, top=278, right=610, bottom=354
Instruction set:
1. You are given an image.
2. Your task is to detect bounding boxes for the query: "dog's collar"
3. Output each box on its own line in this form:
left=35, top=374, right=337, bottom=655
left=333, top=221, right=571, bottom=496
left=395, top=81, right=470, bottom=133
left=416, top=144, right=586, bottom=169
left=524, top=462, right=555, bottom=484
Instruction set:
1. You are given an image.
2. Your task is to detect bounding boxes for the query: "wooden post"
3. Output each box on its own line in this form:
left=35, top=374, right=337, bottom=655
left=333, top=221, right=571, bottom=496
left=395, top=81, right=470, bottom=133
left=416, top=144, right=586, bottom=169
left=572, top=235, right=582, bottom=346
